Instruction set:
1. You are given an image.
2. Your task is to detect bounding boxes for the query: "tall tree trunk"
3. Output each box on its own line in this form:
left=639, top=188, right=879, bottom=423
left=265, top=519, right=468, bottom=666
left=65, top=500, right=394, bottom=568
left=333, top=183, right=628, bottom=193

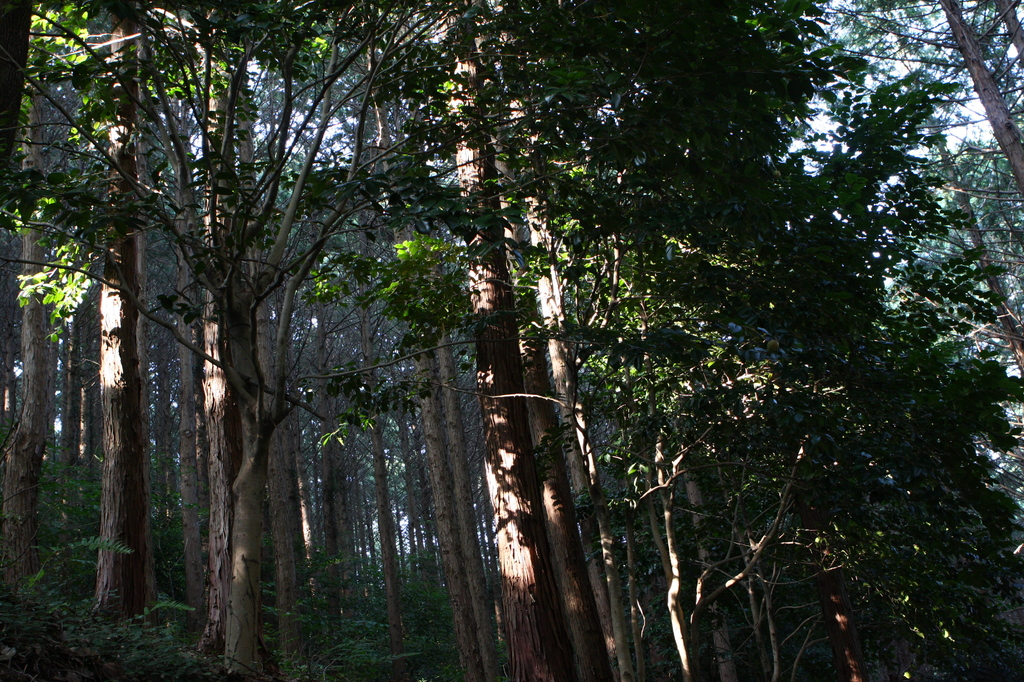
left=369, top=414, right=406, bottom=681
left=684, top=477, right=739, bottom=682
left=530, top=213, right=631, bottom=681
left=94, top=18, right=154, bottom=617
left=531, top=218, right=617, bottom=663
left=623, top=510, right=645, bottom=682
left=521, top=338, right=615, bottom=682
left=469, top=242, right=577, bottom=681
left=199, top=302, right=243, bottom=653
left=0, top=1, right=31, bottom=163
left=414, top=351, right=486, bottom=681
left=797, top=500, right=866, bottom=682
left=436, top=341, right=501, bottom=681
left=3, top=96, right=49, bottom=585
left=457, top=40, right=576, bottom=677
left=267, top=415, right=301, bottom=657
left=941, top=0, right=1024, bottom=195
left=260, top=309, right=301, bottom=659
left=176, top=251, right=204, bottom=634
left=60, top=302, right=83, bottom=464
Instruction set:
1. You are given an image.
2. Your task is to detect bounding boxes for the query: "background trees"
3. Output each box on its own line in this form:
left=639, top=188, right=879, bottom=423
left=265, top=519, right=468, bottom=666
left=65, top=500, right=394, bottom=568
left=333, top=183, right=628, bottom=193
left=0, top=1, right=1021, bottom=681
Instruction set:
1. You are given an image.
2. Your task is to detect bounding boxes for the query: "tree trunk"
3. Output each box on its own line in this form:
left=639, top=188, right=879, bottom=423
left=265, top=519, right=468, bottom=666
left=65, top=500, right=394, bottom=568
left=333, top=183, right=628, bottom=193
left=521, top=337, right=615, bottom=682
left=995, top=0, right=1024, bottom=61
left=941, top=0, right=1024, bottom=195
left=60, top=301, right=83, bottom=465
left=94, top=18, right=154, bottom=617
left=624, top=511, right=645, bottom=682
left=3, top=96, right=49, bottom=585
left=0, top=1, right=31, bottom=163
left=654, top=451, right=696, bottom=682
left=267, top=415, right=301, bottom=657
left=225, top=406, right=272, bottom=671
left=798, top=499, right=867, bottom=682
left=199, top=302, right=244, bottom=653
left=414, top=352, right=487, bottom=682
left=456, top=39, right=576, bottom=675
left=532, top=219, right=618, bottom=664
left=469, top=244, right=577, bottom=682
left=176, top=251, right=204, bottom=633
left=684, top=478, right=739, bottom=682
left=436, top=340, right=501, bottom=681
left=356, top=234, right=407, bottom=680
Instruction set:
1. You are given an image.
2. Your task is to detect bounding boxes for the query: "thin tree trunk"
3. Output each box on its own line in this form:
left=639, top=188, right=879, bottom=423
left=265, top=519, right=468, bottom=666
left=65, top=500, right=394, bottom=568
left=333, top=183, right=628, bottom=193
left=437, top=341, right=501, bottom=681
left=944, top=166, right=1024, bottom=373
left=357, top=289, right=407, bottom=681
left=521, top=337, right=615, bottom=682
left=414, top=352, right=486, bottom=682
left=624, top=510, right=645, bottom=682
left=60, top=303, right=83, bottom=465
left=267, top=415, right=301, bottom=657
left=94, top=19, right=154, bottom=617
left=176, top=251, right=204, bottom=634
left=532, top=218, right=618, bottom=664
left=797, top=499, right=866, bottom=682
left=3, top=96, right=49, bottom=585
left=654, top=443, right=695, bottom=682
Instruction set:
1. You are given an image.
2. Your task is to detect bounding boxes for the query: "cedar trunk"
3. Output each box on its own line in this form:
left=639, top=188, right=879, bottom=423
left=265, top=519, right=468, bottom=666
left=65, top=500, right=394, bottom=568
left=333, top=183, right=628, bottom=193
left=521, top=338, right=615, bottom=682
left=798, top=500, right=866, bottom=682
left=414, top=352, right=487, bottom=682
left=436, top=341, right=501, bottom=680
left=175, top=272, right=204, bottom=632
left=470, top=244, right=577, bottom=682
left=0, top=1, right=30, bottom=162
left=3, top=98, right=49, bottom=585
left=199, top=306, right=244, bottom=652
left=95, top=18, right=154, bottom=617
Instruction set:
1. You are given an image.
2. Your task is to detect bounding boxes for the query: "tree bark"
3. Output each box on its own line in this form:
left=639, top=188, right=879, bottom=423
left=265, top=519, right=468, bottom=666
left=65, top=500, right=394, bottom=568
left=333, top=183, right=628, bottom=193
left=0, top=1, right=31, bottom=163
left=176, top=250, right=204, bottom=634
left=224, top=405, right=272, bottom=670
left=356, top=234, right=407, bottom=679
left=267, top=415, right=302, bottom=656
left=941, top=0, right=1024, bottom=195
left=414, top=352, right=487, bottom=682
left=797, top=499, right=867, bottom=682
left=521, top=337, right=615, bottom=682
left=199, top=301, right=243, bottom=653
left=94, top=18, right=154, bottom=618
left=995, top=0, right=1024, bottom=60
left=436, top=340, right=500, bottom=681
left=3, top=96, right=49, bottom=585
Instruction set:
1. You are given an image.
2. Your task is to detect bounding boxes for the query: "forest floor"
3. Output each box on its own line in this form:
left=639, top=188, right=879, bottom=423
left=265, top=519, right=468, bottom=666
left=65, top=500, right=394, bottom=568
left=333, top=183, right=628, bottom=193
left=0, top=589, right=294, bottom=682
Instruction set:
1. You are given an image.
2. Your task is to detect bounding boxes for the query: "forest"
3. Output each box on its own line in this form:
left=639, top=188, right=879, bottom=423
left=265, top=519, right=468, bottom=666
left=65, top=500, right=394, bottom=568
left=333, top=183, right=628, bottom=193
left=1, top=0, right=1024, bottom=681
